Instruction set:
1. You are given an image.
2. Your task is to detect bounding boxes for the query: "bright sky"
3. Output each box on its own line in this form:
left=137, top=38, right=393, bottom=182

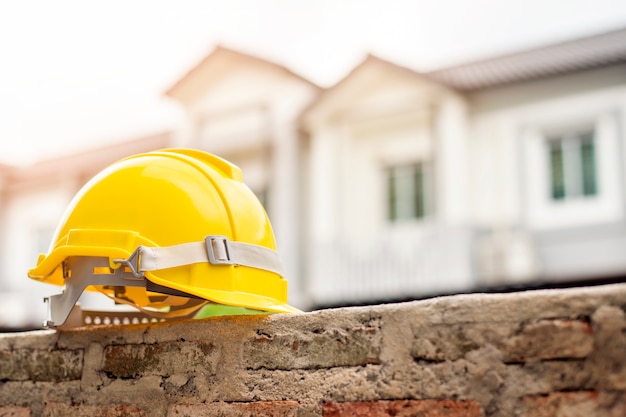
left=1, top=0, right=625, bottom=164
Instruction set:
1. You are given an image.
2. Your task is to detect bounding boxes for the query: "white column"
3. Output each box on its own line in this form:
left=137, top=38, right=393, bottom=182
left=0, top=175, right=8, bottom=291
left=435, top=95, right=470, bottom=225
left=309, top=126, right=340, bottom=242
left=306, top=125, right=341, bottom=303
left=269, top=117, right=302, bottom=306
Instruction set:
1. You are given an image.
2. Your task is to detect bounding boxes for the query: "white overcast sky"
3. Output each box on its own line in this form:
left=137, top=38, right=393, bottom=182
left=1, top=0, right=626, bottom=164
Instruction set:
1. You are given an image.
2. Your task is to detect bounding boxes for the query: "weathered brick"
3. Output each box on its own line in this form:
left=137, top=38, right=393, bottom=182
left=0, top=406, right=30, bottom=417
left=412, top=319, right=594, bottom=363
left=505, top=319, right=593, bottom=362
left=168, top=401, right=299, bottom=417
left=0, top=380, right=81, bottom=417
left=102, top=340, right=216, bottom=378
left=504, top=359, right=592, bottom=395
left=43, top=403, right=147, bottom=417
left=243, top=326, right=381, bottom=370
left=411, top=323, right=492, bottom=362
left=322, top=400, right=482, bottom=417
left=0, top=349, right=83, bottom=382
left=84, top=375, right=167, bottom=412
left=589, top=306, right=626, bottom=390
left=520, top=391, right=626, bottom=417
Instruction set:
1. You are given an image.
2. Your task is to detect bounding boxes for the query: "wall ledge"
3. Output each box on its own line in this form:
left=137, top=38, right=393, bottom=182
left=1, top=283, right=625, bottom=416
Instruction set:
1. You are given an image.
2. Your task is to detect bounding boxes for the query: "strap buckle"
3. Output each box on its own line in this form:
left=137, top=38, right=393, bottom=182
left=205, top=235, right=233, bottom=265
left=113, top=247, right=144, bottom=278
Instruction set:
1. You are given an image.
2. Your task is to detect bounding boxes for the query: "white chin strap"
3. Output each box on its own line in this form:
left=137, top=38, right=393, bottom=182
left=43, top=236, right=283, bottom=328
left=114, top=235, right=285, bottom=278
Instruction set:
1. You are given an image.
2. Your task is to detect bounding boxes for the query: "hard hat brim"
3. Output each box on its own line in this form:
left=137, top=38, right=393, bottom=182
left=145, top=272, right=302, bottom=314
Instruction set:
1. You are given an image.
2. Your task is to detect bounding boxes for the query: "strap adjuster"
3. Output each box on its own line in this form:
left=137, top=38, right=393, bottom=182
left=113, top=247, right=144, bottom=278
left=205, top=235, right=233, bottom=265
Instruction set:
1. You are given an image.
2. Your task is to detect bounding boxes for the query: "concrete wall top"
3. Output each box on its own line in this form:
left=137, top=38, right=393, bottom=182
left=0, top=283, right=625, bottom=416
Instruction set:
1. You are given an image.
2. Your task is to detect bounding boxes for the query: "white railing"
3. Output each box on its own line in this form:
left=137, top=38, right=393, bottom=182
left=307, top=228, right=476, bottom=305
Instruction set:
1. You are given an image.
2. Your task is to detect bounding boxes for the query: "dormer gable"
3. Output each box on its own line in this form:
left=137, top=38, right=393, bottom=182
left=301, top=54, right=452, bottom=129
left=165, top=46, right=319, bottom=109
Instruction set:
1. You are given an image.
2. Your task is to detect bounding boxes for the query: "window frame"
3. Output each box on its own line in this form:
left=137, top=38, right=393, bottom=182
left=547, top=128, right=598, bottom=202
left=522, top=111, right=622, bottom=231
left=385, top=161, right=431, bottom=223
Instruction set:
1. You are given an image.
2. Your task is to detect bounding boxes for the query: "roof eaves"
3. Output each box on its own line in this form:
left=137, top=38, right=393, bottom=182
left=427, top=26, right=626, bottom=91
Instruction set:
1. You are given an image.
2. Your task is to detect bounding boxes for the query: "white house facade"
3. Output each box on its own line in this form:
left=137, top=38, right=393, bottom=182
left=1, top=27, right=625, bottom=329
left=299, top=56, right=474, bottom=306
left=429, top=27, right=626, bottom=287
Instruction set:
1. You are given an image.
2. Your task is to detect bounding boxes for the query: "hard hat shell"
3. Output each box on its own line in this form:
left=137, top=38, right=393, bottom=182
left=28, top=149, right=299, bottom=315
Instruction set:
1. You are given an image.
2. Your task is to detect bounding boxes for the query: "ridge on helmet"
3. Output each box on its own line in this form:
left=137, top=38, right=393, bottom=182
left=28, top=148, right=300, bottom=328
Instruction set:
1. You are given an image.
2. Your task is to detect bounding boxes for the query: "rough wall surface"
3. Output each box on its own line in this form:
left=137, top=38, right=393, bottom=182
left=0, top=284, right=625, bottom=417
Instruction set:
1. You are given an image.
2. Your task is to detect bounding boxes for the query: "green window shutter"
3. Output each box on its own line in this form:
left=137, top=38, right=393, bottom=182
left=580, top=134, right=597, bottom=196
left=549, top=140, right=566, bottom=200
left=387, top=169, right=397, bottom=222
left=413, top=165, right=425, bottom=219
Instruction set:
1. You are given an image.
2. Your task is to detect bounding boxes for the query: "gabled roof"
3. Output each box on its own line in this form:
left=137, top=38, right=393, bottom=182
left=336, top=53, right=442, bottom=89
left=165, top=46, right=320, bottom=102
left=300, top=54, right=445, bottom=126
left=427, top=26, right=626, bottom=91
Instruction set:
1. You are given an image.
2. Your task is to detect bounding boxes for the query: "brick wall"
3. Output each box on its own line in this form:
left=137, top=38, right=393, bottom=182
left=0, top=284, right=625, bottom=417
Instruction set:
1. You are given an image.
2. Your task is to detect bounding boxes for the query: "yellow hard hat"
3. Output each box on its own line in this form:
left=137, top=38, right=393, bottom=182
left=28, top=149, right=300, bottom=327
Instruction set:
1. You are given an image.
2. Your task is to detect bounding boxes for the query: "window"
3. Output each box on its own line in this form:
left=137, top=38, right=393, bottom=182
left=524, top=113, right=620, bottom=230
left=387, top=163, right=428, bottom=222
left=548, top=130, right=597, bottom=201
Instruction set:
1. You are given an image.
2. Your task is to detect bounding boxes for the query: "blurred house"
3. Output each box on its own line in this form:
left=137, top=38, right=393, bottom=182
left=300, top=27, right=626, bottom=306
left=1, top=27, right=625, bottom=329
left=0, top=133, right=171, bottom=330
